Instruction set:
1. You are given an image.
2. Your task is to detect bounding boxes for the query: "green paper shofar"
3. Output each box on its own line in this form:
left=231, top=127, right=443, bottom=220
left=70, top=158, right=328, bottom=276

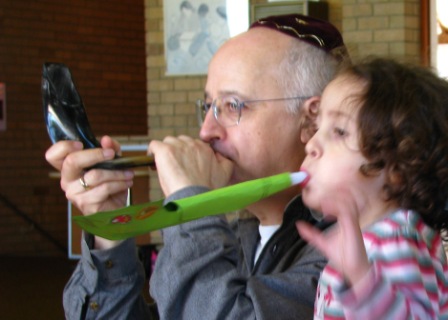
left=74, top=171, right=309, bottom=240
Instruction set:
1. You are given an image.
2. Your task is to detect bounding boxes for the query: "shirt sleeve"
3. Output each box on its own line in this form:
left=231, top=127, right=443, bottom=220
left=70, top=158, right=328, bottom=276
left=63, top=234, right=157, bottom=320
left=335, top=231, right=448, bottom=319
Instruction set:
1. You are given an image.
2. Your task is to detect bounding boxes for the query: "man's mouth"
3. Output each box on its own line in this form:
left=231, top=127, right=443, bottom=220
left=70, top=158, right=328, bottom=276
left=211, top=143, right=233, bottom=161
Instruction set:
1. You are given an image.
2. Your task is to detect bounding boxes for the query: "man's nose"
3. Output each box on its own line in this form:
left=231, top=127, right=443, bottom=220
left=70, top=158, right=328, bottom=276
left=199, top=109, right=225, bottom=142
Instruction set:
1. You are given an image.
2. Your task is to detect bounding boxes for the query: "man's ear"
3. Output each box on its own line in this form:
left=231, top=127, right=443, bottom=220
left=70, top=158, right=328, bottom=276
left=300, top=96, right=320, bottom=143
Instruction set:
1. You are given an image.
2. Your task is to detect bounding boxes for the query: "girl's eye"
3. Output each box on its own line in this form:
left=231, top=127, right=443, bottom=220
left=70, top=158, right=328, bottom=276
left=334, top=127, right=347, bottom=137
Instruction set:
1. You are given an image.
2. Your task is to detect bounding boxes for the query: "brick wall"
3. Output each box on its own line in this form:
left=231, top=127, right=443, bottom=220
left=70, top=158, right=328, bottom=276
left=342, top=0, right=421, bottom=62
left=144, top=0, right=205, bottom=200
left=0, top=1, right=147, bottom=256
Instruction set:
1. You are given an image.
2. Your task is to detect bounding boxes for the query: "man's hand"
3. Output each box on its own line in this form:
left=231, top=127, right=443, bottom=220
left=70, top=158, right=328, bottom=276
left=45, top=136, right=136, bottom=249
left=45, top=136, right=134, bottom=215
left=149, top=135, right=234, bottom=197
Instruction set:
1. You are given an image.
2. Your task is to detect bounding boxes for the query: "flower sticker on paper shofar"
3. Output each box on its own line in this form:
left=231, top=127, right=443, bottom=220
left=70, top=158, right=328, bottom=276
left=135, top=206, right=159, bottom=220
left=111, top=214, right=132, bottom=224
left=110, top=206, right=159, bottom=224
left=110, top=205, right=158, bottom=225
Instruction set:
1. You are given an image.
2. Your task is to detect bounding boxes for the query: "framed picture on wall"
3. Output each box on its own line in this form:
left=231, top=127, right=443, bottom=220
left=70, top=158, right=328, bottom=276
left=164, top=0, right=249, bottom=76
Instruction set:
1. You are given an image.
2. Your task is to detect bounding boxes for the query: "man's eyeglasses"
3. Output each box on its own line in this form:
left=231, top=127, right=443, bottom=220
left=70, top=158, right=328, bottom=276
left=196, top=96, right=310, bottom=127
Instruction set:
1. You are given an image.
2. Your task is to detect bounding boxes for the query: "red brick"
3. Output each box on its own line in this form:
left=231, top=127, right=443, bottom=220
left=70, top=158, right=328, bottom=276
left=0, top=0, right=146, bottom=256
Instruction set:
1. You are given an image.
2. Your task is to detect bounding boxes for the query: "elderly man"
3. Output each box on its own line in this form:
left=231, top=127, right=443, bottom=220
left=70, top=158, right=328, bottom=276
left=46, top=14, right=348, bottom=320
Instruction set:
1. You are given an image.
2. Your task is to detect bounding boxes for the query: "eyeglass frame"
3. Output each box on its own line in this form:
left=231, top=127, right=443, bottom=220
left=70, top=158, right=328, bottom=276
left=196, top=96, right=311, bottom=127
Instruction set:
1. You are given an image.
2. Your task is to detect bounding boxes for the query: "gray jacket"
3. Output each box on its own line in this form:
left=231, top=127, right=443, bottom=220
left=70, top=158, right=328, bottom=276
left=63, top=187, right=329, bottom=320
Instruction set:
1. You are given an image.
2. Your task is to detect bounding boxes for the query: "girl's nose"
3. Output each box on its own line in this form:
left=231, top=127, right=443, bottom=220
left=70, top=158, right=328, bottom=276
left=305, top=134, right=320, bottom=158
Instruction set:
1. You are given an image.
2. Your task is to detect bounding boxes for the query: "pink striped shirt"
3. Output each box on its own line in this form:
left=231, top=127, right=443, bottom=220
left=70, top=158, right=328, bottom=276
left=314, top=209, right=448, bottom=320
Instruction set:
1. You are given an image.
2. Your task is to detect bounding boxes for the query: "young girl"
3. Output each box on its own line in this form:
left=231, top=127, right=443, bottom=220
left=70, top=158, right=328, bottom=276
left=297, top=58, right=448, bottom=319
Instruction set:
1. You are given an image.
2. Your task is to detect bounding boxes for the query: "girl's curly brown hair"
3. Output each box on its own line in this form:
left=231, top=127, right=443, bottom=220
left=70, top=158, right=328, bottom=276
left=342, top=57, right=448, bottom=233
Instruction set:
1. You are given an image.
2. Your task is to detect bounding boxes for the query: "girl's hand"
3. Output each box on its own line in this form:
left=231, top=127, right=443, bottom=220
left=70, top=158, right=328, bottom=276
left=297, top=195, right=371, bottom=286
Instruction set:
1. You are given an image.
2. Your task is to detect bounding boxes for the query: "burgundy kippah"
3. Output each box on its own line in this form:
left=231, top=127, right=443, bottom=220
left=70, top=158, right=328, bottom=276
left=250, top=14, right=348, bottom=60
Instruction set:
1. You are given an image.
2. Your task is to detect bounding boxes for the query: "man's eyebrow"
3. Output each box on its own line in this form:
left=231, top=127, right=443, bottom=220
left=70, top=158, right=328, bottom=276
left=204, top=90, right=243, bottom=99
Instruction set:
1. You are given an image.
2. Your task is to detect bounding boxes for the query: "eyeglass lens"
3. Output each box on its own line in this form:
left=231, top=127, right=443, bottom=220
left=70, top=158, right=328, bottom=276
left=196, top=97, right=242, bottom=127
left=214, top=96, right=242, bottom=127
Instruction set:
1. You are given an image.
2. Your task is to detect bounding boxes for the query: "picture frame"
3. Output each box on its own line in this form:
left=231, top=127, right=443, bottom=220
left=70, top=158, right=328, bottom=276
left=164, top=0, right=249, bottom=76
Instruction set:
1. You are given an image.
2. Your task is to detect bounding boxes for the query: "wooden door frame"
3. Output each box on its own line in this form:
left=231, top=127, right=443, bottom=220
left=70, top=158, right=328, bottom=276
left=421, top=0, right=430, bottom=66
